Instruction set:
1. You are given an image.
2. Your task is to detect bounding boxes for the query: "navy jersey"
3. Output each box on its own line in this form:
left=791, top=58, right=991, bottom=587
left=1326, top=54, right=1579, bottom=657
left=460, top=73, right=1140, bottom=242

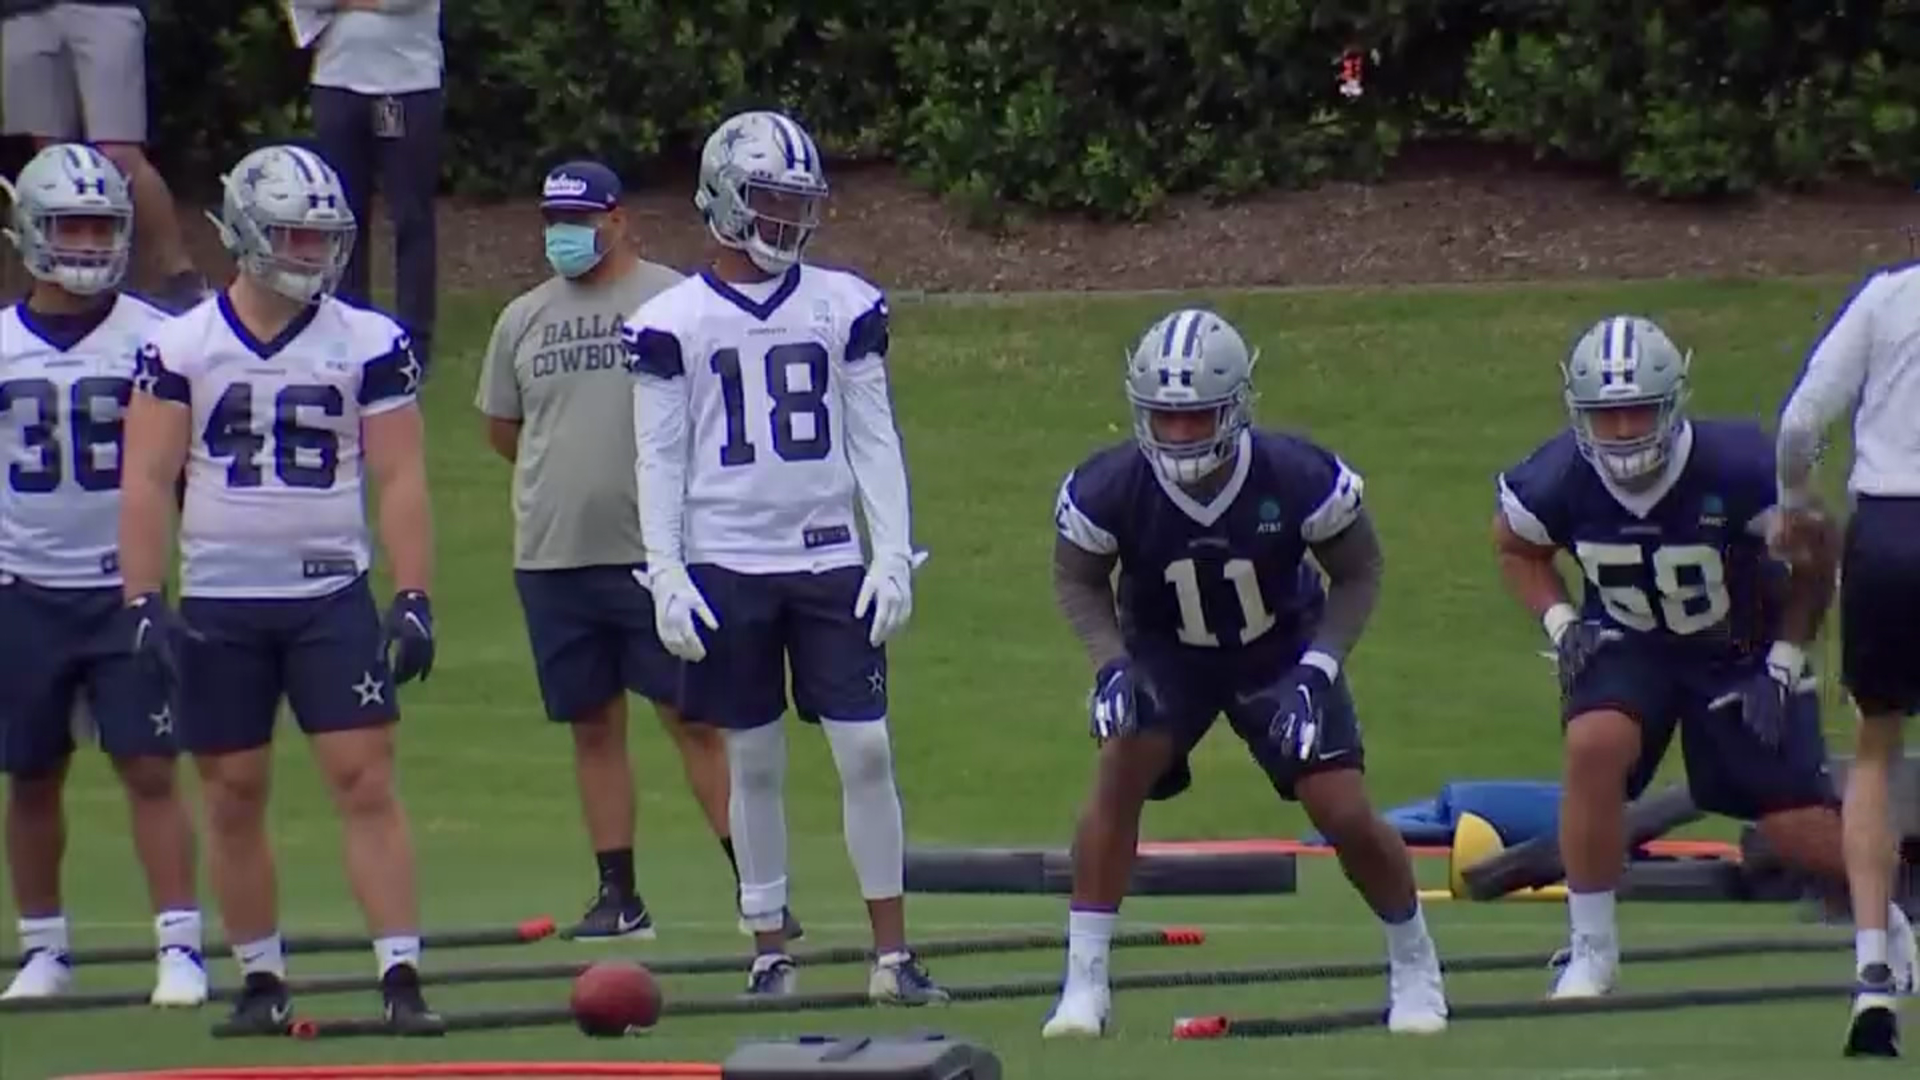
left=1054, top=429, right=1363, bottom=665
left=1497, top=419, right=1781, bottom=660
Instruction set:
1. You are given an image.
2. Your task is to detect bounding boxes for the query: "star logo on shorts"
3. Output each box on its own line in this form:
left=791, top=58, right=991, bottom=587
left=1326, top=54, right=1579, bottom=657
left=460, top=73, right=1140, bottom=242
left=149, top=704, right=172, bottom=737
left=353, top=671, right=386, bottom=707
left=867, top=668, right=886, bottom=697
left=132, top=371, right=157, bottom=396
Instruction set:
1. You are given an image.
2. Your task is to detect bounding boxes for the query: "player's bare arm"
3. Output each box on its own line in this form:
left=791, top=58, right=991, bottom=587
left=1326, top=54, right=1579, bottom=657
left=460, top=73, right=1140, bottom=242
left=364, top=402, right=434, bottom=596
left=1050, top=536, right=1124, bottom=670
left=1493, top=511, right=1572, bottom=626
left=116, top=384, right=190, bottom=601
left=1306, top=509, right=1385, bottom=664
left=484, top=417, right=521, bottom=464
left=1765, top=507, right=1840, bottom=648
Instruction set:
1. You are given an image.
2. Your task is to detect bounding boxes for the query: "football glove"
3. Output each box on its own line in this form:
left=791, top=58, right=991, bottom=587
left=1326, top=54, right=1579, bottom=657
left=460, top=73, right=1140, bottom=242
left=854, top=551, right=916, bottom=647
left=1546, top=605, right=1619, bottom=699
left=1088, top=657, right=1136, bottom=740
left=648, top=562, right=719, bottom=663
left=124, top=591, right=199, bottom=695
left=381, top=590, right=435, bottom=685
left=1731, top=641, right=1810, bottom=748
left=1265, top=663, right=1334, bottom=762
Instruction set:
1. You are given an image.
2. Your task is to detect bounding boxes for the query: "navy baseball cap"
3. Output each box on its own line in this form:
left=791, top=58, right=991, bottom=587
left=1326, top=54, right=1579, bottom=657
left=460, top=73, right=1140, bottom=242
left=540, top=161, right=621, bottom=211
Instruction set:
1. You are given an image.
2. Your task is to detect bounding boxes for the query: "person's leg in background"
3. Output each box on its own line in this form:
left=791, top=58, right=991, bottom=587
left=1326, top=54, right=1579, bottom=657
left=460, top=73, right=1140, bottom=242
left=378, top=89, right=442, bottom=373
left=64, top=3, right=203, bottom=308
left=309, top=86, right=375, bottom=308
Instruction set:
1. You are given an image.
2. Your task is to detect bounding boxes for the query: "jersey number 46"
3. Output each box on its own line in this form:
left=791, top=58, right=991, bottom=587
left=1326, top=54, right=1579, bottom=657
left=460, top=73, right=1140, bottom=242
left=1573, top=541, right=1730, bottom=635
left=203, top=382, right=343, bottom=489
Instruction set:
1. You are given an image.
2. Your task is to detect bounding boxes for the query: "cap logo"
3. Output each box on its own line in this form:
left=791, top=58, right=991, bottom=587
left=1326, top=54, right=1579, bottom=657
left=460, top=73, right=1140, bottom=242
left=543, top=174, right=590, bottom=198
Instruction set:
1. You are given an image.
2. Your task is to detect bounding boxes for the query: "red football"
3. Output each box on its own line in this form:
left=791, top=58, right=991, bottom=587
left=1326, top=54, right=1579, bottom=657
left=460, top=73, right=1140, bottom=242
left=570, top=960, right=662, bottom=1037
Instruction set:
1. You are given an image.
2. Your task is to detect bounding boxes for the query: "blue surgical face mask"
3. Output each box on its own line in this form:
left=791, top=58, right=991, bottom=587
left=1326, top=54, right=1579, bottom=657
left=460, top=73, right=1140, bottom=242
left=544, top=222, right=605, bottom=279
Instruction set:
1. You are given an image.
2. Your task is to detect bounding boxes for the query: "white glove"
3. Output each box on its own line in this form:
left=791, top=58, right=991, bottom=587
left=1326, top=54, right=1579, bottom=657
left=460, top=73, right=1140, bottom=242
left=854, top=550, right=924, bottom=647
left=643, top=562, right=718, bottom=662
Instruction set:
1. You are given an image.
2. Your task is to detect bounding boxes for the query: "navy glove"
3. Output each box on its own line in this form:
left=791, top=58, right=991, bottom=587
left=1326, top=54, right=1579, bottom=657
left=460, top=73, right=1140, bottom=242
left=381, top=590, right=435, bottom=685
left=1088, top=657, right=1136, bottom=740
left=1549, top=611, right=1619, bottom=700
left=1731, top=641, right=1809, bottom=749
left=124, top=591, right=198, bottom=694
left=1266, top=662, right=1334, bottom=762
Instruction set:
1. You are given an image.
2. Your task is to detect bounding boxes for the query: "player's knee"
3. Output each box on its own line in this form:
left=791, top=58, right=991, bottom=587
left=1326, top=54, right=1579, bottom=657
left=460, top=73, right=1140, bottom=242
left=1563, top=710, right=1640, bottom=781
left=822, top=718, right=894, bottom=791
left=1855, top=712, right=1905, bottom=762
left=725, top=724, right=785, bottom=793
left=327, top=758, right=399, bottom=820
left=6, top=771, right=64, bottom=814
left=112, top=755, right=179, bottom=804
left=202, top=775, right=270, bottom=834
left=569, top=705, right=626, bottom=754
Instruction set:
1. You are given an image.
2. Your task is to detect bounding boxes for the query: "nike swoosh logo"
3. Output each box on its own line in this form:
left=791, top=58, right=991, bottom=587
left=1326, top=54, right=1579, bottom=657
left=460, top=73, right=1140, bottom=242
left=270, top=1002, right=291, bottom=1023
left=616, top=912, right=648, bottom=933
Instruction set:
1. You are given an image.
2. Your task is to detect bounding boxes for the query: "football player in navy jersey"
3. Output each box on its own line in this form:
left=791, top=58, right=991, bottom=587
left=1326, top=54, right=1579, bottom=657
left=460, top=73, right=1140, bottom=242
left=1493, top=314, right=1912, bottom=1004
left=1042, top=308, right=1448, bottom=1038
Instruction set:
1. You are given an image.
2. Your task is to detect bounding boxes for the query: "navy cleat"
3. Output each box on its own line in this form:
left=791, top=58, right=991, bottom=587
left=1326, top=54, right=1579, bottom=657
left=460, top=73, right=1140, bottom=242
left=211, top=972, right=294, bottom=1037
left=571, top=885, right=656, bottom=941
left=381, top=964, right=446, bottom=1037
left=746, top=953, right=798, bottom=996
left=1845, top=962, right=1900, bottom=1058
left=869, top=951, right=950, bottom=1006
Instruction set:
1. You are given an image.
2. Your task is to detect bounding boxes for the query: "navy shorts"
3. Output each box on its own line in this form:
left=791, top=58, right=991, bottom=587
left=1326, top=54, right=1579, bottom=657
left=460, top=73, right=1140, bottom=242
left=1132, top=648, right=1365, bottom=802
left=175, top=575, right=398, bottom=754
left=1562, top=643, right=1835, bottom=820
left=0, top=575, right=174, bottom=775
left=1841, top=496, right=1920, bottom=717
left=513, top=565, right=681, bottom=721
left=678, top=564, right=886, bottom=730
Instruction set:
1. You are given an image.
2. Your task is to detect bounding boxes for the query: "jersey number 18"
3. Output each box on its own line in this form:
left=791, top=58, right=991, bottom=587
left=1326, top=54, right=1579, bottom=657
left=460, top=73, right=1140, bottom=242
left=711, top=343, right=831, bottom=467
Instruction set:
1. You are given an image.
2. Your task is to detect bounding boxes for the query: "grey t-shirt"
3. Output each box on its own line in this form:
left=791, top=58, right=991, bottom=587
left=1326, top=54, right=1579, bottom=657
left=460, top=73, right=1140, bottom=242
left=475, top=258, right=684, bottom=570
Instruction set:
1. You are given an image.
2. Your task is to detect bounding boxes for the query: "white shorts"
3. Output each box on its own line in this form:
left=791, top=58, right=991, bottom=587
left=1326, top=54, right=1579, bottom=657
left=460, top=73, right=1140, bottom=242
left=2, top=2, right=148, bottom=143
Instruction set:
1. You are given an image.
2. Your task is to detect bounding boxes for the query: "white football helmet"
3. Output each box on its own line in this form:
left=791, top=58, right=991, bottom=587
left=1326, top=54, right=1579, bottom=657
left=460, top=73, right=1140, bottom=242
left=0, top=143, right=133, bottom=295
left=208, top=145, right=355, bottom=305
left=695, top=110, right=828, bottom=275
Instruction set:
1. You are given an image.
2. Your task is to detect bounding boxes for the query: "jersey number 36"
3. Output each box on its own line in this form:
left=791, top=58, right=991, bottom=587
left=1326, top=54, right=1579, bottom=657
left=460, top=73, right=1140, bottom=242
left=1573, top=541, right=1729, bottom=635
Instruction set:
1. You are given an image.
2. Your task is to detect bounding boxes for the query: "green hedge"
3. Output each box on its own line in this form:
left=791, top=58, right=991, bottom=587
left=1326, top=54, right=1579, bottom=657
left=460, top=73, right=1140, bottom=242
left=130, top=0, right=1920, bottom=219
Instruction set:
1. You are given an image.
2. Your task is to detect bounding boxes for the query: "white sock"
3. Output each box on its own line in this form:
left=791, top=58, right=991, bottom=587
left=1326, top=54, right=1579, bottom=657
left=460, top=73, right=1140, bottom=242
left=822, top=718, right=905, bottom=900
left=1066, top=907, right=1116, bottom=993
left=154, top=910, right=202, bottom=956
left=726, top=723, right=790, bottom=930
left=18, top=916, right=69, bottom=959
left=1567, top=889, right=1617, bottom=943
left=1859, top=929, right=1889, bottom=974
left=1382, top=902, right=1432, bottom=959
left=233, top=934, right=286, bottom=979
left=375, top=935, right=421, bottom=977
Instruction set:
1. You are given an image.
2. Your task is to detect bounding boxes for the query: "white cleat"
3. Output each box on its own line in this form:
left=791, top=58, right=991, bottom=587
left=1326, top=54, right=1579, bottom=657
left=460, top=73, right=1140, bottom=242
left=1041, top=987, right=1111, bottom=1039
left=1891, top=912, right=1918, bottom=994
left=1387, top=955, right=1449, bottom=1034
left=150, top=947, right=209, bottom=1008
left=1549, top=933, right=1619, bottom=1000
left=1, top=950, right=73, bottom=1000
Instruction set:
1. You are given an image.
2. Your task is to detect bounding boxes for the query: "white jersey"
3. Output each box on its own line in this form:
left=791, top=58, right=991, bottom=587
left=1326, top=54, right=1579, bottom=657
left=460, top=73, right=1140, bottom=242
left=1779, top=262, right=1920, bottom=498
left=0, top=295, right=169, bottom=588
left=627, top=264, right=912, bottom=574
left=137, top=294, right=422, bottom=599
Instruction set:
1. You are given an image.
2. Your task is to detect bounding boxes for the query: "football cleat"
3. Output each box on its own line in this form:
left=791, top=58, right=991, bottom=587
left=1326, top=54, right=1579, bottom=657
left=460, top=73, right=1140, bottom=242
left=0, top=948, right=72, bottom=1000
left=869, top=952, right=949, bottom=1006
left=150, top=945, right=208, bottom=1008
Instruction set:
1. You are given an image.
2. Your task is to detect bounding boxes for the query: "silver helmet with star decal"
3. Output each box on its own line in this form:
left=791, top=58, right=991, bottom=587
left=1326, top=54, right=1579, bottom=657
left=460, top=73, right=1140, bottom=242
left=695, top=110, right=828, bottom=275
left=0, top=143, right=133, bottom=295
left=1562, top=314, right=1691, bottom=488
left=209, top=144, right=356, bottom=305
left=1125, top=308, right=1259, bottom=485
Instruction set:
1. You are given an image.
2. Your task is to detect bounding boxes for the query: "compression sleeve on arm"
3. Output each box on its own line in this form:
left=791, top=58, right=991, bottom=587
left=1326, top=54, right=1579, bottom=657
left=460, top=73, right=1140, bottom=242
left=633, top=373, right=690, bottom=568
left=1306, top=507, right=1385, bottom=669
left=841, top=356, right=914, bottom=563
left=1052, top=535, right=1126, bottom=670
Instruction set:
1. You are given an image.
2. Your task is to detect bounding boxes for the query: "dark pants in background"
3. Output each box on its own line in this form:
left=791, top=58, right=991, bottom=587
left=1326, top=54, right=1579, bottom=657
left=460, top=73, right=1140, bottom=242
left=309, top=86, right=442, bottom=374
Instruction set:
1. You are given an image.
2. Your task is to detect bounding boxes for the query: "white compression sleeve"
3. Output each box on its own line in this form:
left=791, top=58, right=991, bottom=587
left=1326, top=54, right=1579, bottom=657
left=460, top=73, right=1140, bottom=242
left=725, top=723, right=789, bottom=929
left=821, top=717, right=905, bottom=900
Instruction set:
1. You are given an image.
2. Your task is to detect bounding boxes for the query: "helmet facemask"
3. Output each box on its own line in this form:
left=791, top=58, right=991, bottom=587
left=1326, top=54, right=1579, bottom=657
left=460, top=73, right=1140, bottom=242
left=30, top=209, right=131, bottom=295
left=1568, top=388, right=1687, bottom=489
left=699, top=166, right=826, bottom=276
left=1130, top=388, right=1251, bottom=486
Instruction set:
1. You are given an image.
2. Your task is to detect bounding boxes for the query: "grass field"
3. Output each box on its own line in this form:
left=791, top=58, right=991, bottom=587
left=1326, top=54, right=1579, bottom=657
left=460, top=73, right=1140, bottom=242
left=0, top=274, right=1880, bottom=1079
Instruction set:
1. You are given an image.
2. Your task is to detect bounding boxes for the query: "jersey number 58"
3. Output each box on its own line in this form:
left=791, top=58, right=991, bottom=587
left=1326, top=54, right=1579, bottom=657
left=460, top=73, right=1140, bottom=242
left=1573, top=541, right=1729, bottom=635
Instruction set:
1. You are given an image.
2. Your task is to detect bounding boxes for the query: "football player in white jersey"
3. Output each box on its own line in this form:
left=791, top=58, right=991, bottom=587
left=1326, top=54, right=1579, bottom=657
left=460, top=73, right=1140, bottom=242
left=0, top=144, right=206, bottom=1008
left=627, top=109, right=943, bottom=1003
left=115, top=144, right=442, bottom=1036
